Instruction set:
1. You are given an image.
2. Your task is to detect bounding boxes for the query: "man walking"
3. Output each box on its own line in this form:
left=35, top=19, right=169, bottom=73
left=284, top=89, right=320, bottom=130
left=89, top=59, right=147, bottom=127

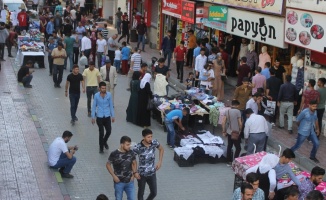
left=64, top=33, right=75, bottom=72
left=0, top=23, right=8, bottom=61
left=136, top=18, right=147, bottom=52
left=266, top=68, right=282, bottom=125
left=65, top=65, right=85, bottom=124
left=133, top=129, right=164, bottom=200
left=81, top=32, right=92, bottom=67
left=106, top=136, right=137, bottom=200
left=82, top=61, right=101, bottom=117
left=127, top=47, right=141, bottom=91
left=118, top=16, right=130, bottom=44
left=161, top=30, right=176, bottom=69
left=92, top=82, right=115, bottom=153
left=115, top=7, right=123, bottom=34
left=52, top=42, right=67, bottom=88
left=173, top=40, right=187, bottom=83
left=185, top=30, right=196, bottom=68
left=278, top=75, right=298, bottom=134
left=291, top=100, right=320, bottom=163
left=244, top=108, right=269, bottom=154
left=236, top=57, right=251, bottom=87
left=107, top=34, right=118, bottom=63
left=47, top=37, right=57, bottom=76
left=194, top=48, right=207, bottom=87
left=100, top=59, right=117, bottom=103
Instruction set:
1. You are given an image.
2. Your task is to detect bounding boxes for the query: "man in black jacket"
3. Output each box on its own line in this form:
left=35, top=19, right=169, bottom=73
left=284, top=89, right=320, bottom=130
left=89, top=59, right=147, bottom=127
left=161, top=30, right=176, bottom=69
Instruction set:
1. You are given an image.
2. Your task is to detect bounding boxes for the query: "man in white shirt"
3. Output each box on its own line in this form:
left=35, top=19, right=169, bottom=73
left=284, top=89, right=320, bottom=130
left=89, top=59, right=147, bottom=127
left=96, top=33, right=107, bottom=68
left=81, top=32, right=91, bottom=67
left=70, top=8, right=77, bottom=28
left=246, top=92, right=262, bottom=114
left=48, top=131, right=77, bottom=178
left=194, top=48, right=207, bottom=87
left=244, top=108, right=268, bottom=154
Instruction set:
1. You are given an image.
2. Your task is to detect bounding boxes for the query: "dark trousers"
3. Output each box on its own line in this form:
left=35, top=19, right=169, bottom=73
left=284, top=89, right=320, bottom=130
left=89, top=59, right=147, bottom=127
left=6, top=42, right=12, bottom=56
left=194, top=73, right=199, bottom=87
left=227, top=134, right=241, bottom=162
left=96, top=116, right=111, bottom=151
left=69, top=93, right=80, bottom=120
left=86, top=86, right=97, bottom=113
left=118, top=31, right=130, bottom=43
left=186, top=48, right=194, bottom=67
left=137, top=174, right=157, bottom=200
left=176, top=61, right=184, bottom=81
left=73, top=47, right=79, bottom=64
left=83, top=49, right=91, bottom=64
left=0, top=43, right=5, bottom=59
left=317, top=108, right=325, bottom=134
left=271, top=104, right=279, bottom=123
left=53, top=64, right=64, bottom=86
left=163, top=49, right=172, bottom=68
left=108, top=50, right=115, bottom=64
left=293, top=90, right=302, bottom=116
left=48, top=56, right=53, bottom=74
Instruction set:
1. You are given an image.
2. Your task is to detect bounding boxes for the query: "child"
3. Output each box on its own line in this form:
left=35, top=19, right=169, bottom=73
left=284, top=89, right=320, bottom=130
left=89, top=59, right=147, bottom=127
left=185, top=72, right=195, bottom=89
left=114, top=47, right=122, bottom=73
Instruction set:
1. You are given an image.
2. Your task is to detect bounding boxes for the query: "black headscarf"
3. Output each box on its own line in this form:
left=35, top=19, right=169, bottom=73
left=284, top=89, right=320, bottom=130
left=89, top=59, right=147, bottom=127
left=132, top=71, right=141, bottom=80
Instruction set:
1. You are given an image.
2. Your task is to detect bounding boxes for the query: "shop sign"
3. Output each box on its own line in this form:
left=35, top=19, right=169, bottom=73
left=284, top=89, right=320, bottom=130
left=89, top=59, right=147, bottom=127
left=208, top=6, right=227, bottom=22
left=201, top=18, right=226, bottom=31
left=285, top=8, right=326, bottom=53
left=162, top=0, right=181, bottom=19
left=287, top=0, right=326, bottom=13
left=196, top=0, right=284, bottom=15
left=181, top=0, right=195, bottom=24
left=227, top=8, right=287, bottom=48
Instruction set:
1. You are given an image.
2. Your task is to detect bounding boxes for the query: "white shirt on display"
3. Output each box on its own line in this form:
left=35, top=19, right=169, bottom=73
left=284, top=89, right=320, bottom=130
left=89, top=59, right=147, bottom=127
left=48, top=137, right=68, bottom=166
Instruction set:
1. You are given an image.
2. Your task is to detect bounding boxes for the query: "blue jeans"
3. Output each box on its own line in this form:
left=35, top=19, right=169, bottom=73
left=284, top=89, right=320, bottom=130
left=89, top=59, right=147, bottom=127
left=291, top=132, right=319, bottom=158
left=116, top=20, right=121, bottom=34
left=114, top=181, right=135, bottom=200
left=53, top=64, right=64, bottom=85
left=86, top=86, right=97, bottom=113
left=137, top=35, right=145, bottom=51
left=51, top=153, right=77, bottom=174
left=165, top=118, right=175, bottom=147
left=69, top=93, right=80, bottom=120
left=163, top=49, right=172, bottom=68
left=114, top=60, right=121, bottom=72
left=64, top=52, right=74, bottom=71
left=22, top=74, right=33, bottom=86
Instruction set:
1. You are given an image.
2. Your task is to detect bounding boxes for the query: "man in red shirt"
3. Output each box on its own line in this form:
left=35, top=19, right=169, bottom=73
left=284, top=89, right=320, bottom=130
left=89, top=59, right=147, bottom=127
left=236, top=57, right=251, bottom=87
left=173, top=40, right=187, bottom=83
left=17, top=9, right=29, bottom=33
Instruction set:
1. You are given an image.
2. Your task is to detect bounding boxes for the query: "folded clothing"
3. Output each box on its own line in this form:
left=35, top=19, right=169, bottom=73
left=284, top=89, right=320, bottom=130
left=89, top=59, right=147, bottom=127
left=174, top=147, right=194, bottom=160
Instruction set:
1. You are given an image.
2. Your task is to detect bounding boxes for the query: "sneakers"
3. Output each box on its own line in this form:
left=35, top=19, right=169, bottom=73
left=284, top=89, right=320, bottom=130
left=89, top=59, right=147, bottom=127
left=104, top=143, right=109, bottom=150
left=74, top=117, right=78, bottom=121
left=99, top=149, right=104, bottom=153
left=310, top=157, right=320, bottom=163
left=24, top=85, right=32, bottom=88
left=61, top=173, right=74, bottom=178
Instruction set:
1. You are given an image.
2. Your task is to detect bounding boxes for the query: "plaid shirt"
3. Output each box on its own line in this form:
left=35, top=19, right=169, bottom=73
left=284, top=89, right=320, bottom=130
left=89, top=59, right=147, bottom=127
left=232, top=187, right=265, bottom=200
left=298, top=177, right=315, bottom=200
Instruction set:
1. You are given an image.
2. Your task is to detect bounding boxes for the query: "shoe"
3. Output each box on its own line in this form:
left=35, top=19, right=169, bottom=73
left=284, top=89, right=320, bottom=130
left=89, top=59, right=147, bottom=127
left=59, top=167, right=65, bottom=174
left=169, top=145, right=174, bottom=149
left=278, top=126, right=284, bottom=129
left=99, top=149, right=104, bottom=153
left=180, top=80, right=183, bottom=83
left=54, top=84, right=57, bottom=88
left=57, top=85, right=61, bottom=88
left=288, top=130, right=293, bottom=134
left=104, top=143, right=109, bottom=150
left=74, top=117, right=78, bottom=121
left=61, top=173, right=74, bottom=178
left=177, top=76, right=180, bottom=79
left=142, top=50, right=145, bottom=52
left=310, top=157, right=320, bottom=163
left=126, top=88, right=130, bottom=91
left=271, top=122, right=275, bottom=127
left=88, top=112, right=91, bottom=117
left=24, top=85, right=32, bottom=88
left=0, top=59, right=6, bottom=61
left=70, top=119, right=75, bottom=124
left=8, top=55, right=13, bottom=57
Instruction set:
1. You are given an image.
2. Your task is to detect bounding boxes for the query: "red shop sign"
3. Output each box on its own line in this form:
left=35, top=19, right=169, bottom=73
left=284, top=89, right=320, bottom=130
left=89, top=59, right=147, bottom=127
left=181, top=0, right=195, bottom=24
left=162, top=0, right=182, bottom=19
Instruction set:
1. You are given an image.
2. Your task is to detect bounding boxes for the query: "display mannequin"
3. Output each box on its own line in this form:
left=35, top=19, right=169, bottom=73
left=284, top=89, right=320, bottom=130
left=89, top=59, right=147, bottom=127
left=258, top=46, right=271, bottom=69
left=292, top=55, right=305, bottom=119
left=245, top=43, right=258, bottom=73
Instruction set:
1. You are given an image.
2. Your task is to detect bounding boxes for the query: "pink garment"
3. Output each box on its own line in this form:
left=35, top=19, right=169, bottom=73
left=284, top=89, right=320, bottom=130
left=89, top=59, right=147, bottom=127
left=252, top=73, right=266, bottom=94
left=258, top=53, right=271, bottom=69
left=218, top=107, right=230, bottom=125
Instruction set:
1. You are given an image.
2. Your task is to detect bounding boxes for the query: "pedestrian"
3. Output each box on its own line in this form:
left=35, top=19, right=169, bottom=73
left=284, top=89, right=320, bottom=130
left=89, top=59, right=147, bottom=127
left=62, top=18, right=73, bottom=36
left=237, top=183, right=254, bottom=200
left=81, top=32, right=92, bottom=67
left=107, top=34, right=118, bottom=63
left=75, top=22, right=86, bottom=43
left=136, top=18, right=147, bottom=51
left=89, top=28, right=97, bottom=62
left=91, top=81, right=115, bottom=153
left=106, top=136, right=136, bottom=200
left=70, top=6, right=77, bottom=29
left=246, top=92, right=262, bottom=114
left=192, top=41, right=201, bottom=68
left=299, top=166, right=325, bottom=199
left=52, top=42, right=67, bottom=88
left=212, top=53, right=225, bottom=100
left=236, top=57, right=251, bottom=87
left=194, top=48, right=207, bottom=87
left=137, top=73, right=153, bottom=128
left=164, top=108, right=189, bottom=148
left=6, top=25, right=17, bottom=58
left=306, top=190, right=324, bottom=200
left=133, top=129, right=164, bottom=200
left=232, top=173, right=265, bottom=200
left=173, top=40, right=187, bottom=83
left=252, top=67, right=266, bottom=94
left=117, top=15, right=130, bottom=44
left=54, top=2, right=63, bottom=16
left=225, top=34, right=236, bottom=76
left=277, top=75, right=298, bottom=134
left=161, top=30, right=176, bottom=69
left=298, top=79, right=320, bottom=113
left=185, top=29, right=196, bottom=68
left=71, top=30, right=80, bottom=65
left=48, top=131, right=77, bottom=178
left=96, top=194, right=109, bottom=200
left=17, top=60, right=34, bottom=88
left=127, top=47, right=141, bottom=91
left=121, top=42, right=130, bottom=75
left=273, top=58, right=286, bottom=84
left=100, top=59, right=117, bottom=103
left=291, top=100, right=320, bottom=163
left=185, top=72, right=195, bottom=89
left=244, top=108, right=269, bottom=154
left=47, top=36, right=56, bottom=75
left=238, top=38, right=248, bottom=65
left=0, top=23, right=8, bottom=61
left=266, top=68, right=282, bottom=125
left=261, top=62, right=270, bottom=79
left=199, top=62, right=214, bottom=95
left=317, top=77, right=326, bottom=135
left=115, top=7, right=122, bottom=34
left=64, top=33, right=75, bottom=71
left=17, top=8, right=29, bottom=33
left=284, top=186, right=299, bottom=200
left=114, top=47, right=121, bottom=73
left=96, top=33, right=107, bottom=68
left=65, top=65, right=85, bottom=124
left=101, top=23, right=109, bottom=40
left=154, top=58, right=170, bottom=95
left=54, top=12, right=63, bottom=34
left=222, top=100, right=242, bottom=163
left=126, top=71, right=141, bottom=124
left=82, top=61, right=101, bottom=117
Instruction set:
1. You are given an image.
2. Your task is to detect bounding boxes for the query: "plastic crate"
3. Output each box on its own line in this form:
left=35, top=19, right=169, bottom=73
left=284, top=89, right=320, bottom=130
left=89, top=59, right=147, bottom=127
left=173, top=152, right=194, bottom=167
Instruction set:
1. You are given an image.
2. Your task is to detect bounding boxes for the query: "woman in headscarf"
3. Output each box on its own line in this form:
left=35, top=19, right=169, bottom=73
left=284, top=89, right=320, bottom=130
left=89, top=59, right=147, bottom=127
left=136, top=73, right=153, bottom=127
left=126, top=71, right=141, bottom=124
left=246, top=154, right=279, bottom=200
left=212, top=53, right=225, bottom=100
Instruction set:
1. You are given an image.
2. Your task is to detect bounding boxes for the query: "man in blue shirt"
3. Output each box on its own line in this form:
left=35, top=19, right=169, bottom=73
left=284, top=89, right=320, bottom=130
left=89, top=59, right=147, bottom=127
left=46, top=17, right=54, bottom=40
left=261, top=62, right=271, bottom=79
left=291, top=100, right=320, bottom=163
left=164, top=108, right=189, bottom=148
left=192, top=41, right=201, bottom=68
left=91, top=82, right=115, bottom=153
left=121, top=42, right=130, bottom=74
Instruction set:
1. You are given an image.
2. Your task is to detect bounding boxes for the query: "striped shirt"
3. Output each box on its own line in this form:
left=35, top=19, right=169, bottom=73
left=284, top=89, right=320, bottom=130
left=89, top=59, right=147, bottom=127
left=131, top=53, right=141, bottom=71
left=101, top=28, right=109, bottom=39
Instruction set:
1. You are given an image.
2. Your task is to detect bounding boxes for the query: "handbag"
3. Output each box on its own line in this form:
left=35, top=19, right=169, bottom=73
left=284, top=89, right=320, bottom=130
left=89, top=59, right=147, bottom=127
left=228, top=110, right=240, bottom=140
left=146, top=97, right=154, bottom=110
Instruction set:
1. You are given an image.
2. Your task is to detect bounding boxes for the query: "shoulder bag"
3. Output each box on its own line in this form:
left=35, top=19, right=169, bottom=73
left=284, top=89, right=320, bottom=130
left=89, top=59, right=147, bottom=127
left=228, top=110, right=240, bottom=140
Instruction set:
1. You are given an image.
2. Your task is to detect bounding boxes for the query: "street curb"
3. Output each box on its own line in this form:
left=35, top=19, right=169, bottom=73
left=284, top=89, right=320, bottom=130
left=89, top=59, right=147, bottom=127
left=11, top=58, right=71, bottom=200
